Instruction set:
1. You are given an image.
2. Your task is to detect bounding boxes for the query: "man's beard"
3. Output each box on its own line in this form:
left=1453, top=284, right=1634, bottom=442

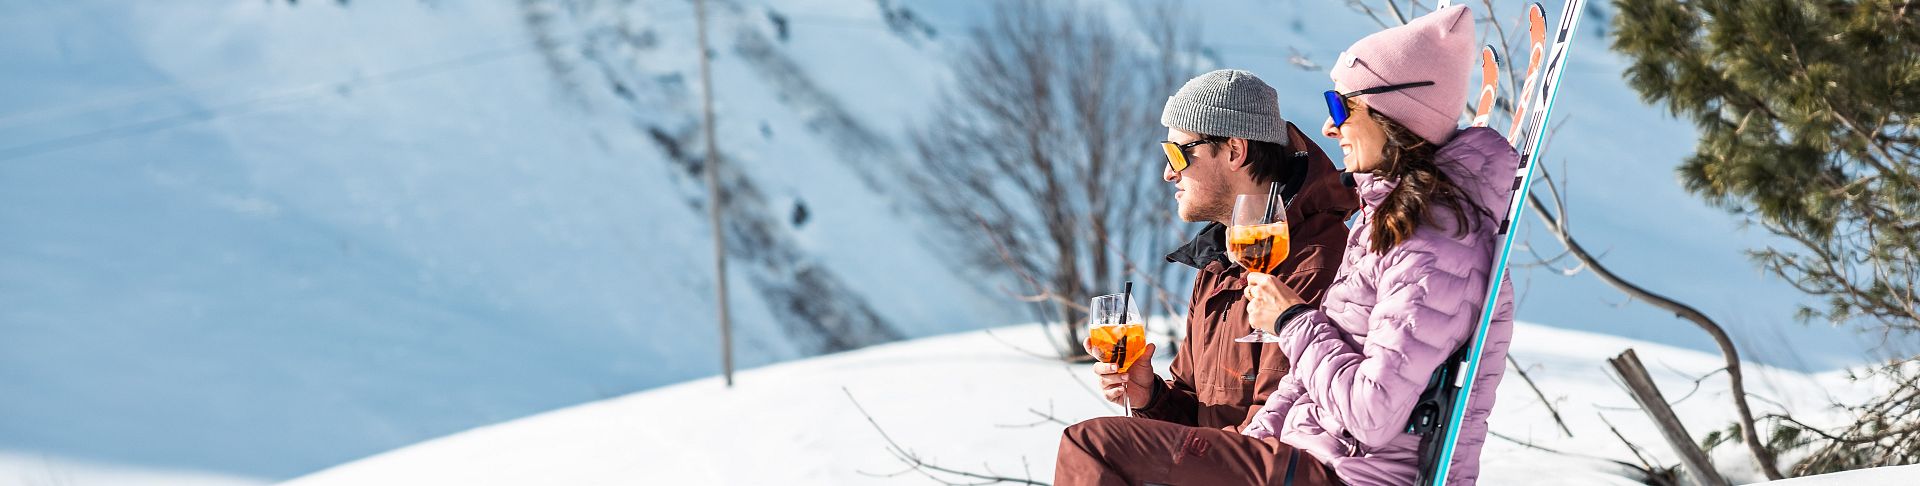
left=1178, top=191, right=1231, bottom=224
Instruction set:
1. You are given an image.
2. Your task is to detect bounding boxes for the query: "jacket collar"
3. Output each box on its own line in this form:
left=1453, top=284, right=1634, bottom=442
left=1165, top=222, right=1230, bottom=270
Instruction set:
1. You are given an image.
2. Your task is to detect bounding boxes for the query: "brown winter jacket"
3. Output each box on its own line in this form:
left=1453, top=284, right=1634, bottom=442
left=1132, top=122, right=1359, bottom=431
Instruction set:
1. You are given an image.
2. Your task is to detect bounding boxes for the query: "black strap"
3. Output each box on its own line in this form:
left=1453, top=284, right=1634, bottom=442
left=1276, top=304, right=1312, bottom=333
left=1408, top=344, right=1473, bottom=485
left=1281, top=449, right=1300, bottom=486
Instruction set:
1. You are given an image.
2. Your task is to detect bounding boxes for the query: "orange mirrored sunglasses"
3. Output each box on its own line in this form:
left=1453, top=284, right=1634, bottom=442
left=1160, top=136, right=1223, bottom=173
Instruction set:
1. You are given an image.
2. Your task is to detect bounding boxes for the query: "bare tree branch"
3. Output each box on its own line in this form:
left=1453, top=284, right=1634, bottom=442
left=995, top=402, right=1075, bottom=429
left=1598, top=412, right=1671, bottom=482
left=844, top=387, right=1050, bottom=485
left=1342, top=0, right=1395, bottom=29
left=1504, top=354, right=1575, bottom=437
left=909, top=0, right=1193, bottom=358
left=1382, top=0, right=1409, bottom=25
left=1487, top=430, right=1662, bottom=481
left=1526, top=187, right=1783, bottom=479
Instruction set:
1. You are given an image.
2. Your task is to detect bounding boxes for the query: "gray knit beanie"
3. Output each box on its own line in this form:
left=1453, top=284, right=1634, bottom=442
left=1160, top=69, right=1289, bottom=146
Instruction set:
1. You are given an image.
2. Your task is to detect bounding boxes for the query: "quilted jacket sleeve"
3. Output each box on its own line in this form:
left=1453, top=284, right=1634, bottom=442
left=1274, top=242, right=1489, bottom=447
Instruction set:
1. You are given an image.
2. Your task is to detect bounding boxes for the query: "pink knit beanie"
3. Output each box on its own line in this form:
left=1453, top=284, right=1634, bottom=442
left=1330, top=4, right=1476, bottom=145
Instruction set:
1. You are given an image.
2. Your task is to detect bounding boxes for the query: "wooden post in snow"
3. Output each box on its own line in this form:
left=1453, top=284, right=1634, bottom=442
left=1608, top=348, right=1729, bottom=486
left=695, top=0, right=732, bottom=388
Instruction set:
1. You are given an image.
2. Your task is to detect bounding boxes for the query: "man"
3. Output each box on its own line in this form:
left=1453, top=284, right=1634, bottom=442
left=1097, top=69, right=1356, bottom=430
left=1060, top=69, right=1357, bottom=483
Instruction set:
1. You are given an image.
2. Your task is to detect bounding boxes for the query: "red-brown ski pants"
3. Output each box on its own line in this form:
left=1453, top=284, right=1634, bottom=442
left=1056, top=416, right=1342, bottom=486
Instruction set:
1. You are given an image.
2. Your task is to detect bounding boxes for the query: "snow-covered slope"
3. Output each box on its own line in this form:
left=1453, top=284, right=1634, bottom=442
left=1752, top=466, right=1920, bottom=486
left=0, top=452, right=264, bottom=486
left=0, top=0, right=1011, bottom=480
left=1, top=0, right=1900, bottom=481
left=282, top=322, right=1896, bottom=485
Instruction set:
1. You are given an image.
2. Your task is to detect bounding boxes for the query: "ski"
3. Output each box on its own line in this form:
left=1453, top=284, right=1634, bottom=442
left=1410, top=1, right=1588, bottom=484
left=1470, top=45, right=1500, bottom=127
left=1507, top=3, right=1550, bottom=137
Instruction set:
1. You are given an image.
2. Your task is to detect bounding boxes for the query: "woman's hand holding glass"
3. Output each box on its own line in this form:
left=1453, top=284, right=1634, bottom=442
left=1244, top=272, right=1308, bottom=337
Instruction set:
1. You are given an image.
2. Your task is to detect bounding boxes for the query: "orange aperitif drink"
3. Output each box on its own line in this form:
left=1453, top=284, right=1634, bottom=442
left=1226, top=222, right=1290, bottom=274
left=1086, top=322, right=1147, bottom=373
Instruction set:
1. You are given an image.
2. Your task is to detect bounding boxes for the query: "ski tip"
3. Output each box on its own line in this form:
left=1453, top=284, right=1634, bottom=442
left=1470, top=45, right=1499, bottom=128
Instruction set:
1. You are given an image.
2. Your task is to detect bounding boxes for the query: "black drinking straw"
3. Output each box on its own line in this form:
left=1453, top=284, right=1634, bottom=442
left=1118, top=280, right=1137, bottom=415
left=1116, top=282, right=1135, bottom=366
left=1264, top=181, right=1281, bottom=223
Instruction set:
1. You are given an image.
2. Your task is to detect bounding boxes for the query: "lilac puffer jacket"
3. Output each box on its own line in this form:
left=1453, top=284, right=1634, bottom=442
left=1242, top=127, right=1517, bottom=486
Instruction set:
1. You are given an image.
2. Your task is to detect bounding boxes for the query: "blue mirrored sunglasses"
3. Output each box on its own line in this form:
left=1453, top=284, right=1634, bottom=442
left=1323, top=81, right=1437, bottom=127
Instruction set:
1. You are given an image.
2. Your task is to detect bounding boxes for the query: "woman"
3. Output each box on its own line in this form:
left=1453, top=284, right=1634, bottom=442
left=1241, top=4, right=1518, bottom=486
